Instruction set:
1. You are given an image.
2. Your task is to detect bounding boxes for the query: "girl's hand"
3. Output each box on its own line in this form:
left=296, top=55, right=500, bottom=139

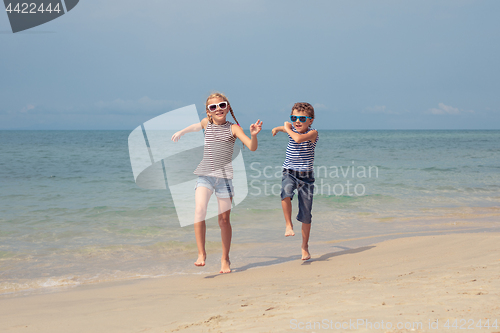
left=171, top=131, right=183, bottom=142
left=271, top=127, right=279, bottom=136
left=250, top=120, right=263, bottom=136
left=284, top=122, right=292, bottom=131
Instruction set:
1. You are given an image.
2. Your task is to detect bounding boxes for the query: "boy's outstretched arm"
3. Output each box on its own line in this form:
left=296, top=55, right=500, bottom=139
left=171, top=118, right=208, bottom=142
left=272, top=126, right=285, bottom=136
left=283, top=122, right=318, bottom=143
left=232, top=120, right=263, bottom=151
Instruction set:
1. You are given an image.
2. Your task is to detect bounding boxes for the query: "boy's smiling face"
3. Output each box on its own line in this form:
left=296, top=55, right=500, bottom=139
left=291, top=109, right=313, bottom=133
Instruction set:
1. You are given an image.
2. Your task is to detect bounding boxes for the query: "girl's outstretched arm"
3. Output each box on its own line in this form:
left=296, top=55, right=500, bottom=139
left=232, top=120, right=263, bottom=151
left=171, top=118, right=209, bottom=142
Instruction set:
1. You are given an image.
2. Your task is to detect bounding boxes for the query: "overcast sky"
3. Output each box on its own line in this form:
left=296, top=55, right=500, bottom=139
left=1, top=0, right=499, bottom=130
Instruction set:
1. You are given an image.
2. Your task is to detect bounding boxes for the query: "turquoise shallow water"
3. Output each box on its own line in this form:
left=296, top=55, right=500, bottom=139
left=1, top=130, right=499, bottom=295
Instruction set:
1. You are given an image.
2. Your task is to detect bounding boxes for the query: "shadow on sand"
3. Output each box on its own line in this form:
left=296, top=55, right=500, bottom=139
left=204, top=245, right=375, bottom=279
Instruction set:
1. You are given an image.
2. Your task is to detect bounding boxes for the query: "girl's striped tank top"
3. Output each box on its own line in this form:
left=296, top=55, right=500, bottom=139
left=194, top=121, right=236, bottom=179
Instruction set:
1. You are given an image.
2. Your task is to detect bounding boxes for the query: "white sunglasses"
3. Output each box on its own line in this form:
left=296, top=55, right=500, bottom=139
left=207, top=102, right=228, bottom=112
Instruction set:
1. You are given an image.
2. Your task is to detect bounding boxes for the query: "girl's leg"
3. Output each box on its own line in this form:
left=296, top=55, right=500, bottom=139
left=194, top=186, right=213, bottom=266
left=281, top=197, right=295, bottom=236
left=217, top=197, right=232, bottom=273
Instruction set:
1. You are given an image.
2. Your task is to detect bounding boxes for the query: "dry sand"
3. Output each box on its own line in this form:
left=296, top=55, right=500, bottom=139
left=1, top=233, right=499, bottom=333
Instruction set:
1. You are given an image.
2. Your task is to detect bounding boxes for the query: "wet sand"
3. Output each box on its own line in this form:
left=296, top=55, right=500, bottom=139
left=1, top=233, right=499, bottom=333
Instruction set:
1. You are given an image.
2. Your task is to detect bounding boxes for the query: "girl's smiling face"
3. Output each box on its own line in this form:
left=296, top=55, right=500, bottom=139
left=291, top=109, right=313, bottom=133
left=206, top=96, right=229, bottom=124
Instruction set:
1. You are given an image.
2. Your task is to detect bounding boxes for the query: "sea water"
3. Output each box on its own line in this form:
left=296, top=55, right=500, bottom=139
left=1, top=130, right=499, bottom=295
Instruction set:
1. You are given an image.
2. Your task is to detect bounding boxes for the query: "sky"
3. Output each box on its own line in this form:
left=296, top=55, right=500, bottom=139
left=1, top=0, right=499, bottom=130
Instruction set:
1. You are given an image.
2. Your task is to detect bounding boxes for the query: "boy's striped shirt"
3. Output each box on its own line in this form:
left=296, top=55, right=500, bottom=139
left=282, top=126, right=318, bottom=172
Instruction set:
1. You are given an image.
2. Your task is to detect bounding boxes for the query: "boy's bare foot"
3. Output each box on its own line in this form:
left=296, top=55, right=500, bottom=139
left=194, top=254, right=206, bottom=266
left=220, top=259, right=231, bottom=273
left=285, top=224, right=295, bottom=237
left=301, top=247, right=311, bottom=260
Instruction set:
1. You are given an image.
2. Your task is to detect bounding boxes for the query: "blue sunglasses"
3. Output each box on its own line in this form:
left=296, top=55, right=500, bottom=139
left=290, top=115, right=313, bottom=123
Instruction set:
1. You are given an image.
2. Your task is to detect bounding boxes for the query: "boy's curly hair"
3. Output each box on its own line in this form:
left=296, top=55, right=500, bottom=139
left=291, top=102, right=314, bottom=119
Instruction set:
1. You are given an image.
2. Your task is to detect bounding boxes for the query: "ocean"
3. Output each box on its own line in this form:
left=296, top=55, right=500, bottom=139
left=1, top=130, right=499, bottom=295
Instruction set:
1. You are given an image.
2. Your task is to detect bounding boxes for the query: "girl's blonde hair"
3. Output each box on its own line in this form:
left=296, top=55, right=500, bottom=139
left=205, top=92, right=240, bottom=126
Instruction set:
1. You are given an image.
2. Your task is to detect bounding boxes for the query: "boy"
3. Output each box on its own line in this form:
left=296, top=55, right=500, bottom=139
left=272, top=103, right=319, bottom=260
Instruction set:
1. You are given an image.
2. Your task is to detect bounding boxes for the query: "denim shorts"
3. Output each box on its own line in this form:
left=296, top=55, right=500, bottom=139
left=195, top=176, right=234, bottom=198
left=281, top=168, right=315, bottom=224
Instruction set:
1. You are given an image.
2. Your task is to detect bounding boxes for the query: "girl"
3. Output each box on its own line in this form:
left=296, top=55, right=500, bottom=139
left=171, top=92, right=262, bottom=273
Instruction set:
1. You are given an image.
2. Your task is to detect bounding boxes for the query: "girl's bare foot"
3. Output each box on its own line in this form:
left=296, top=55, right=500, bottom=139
left=285, top=223, right=295, bottom=237
left=301, top=247, right=311, bottom=260
left=220, top=259, right=231, bottom=273
left=194, top=254, right=206, bottom=266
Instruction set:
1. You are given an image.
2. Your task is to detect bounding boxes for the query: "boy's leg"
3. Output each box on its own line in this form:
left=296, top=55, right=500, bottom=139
left=297, top=177, right=314, bottom=260
left=281, top=197, right=294, bottom=236
left=281, top=170, right=297, bottom=237
left=217, top=197, right=232, bottom=273
left=301, top=223, right=311, bottom=260
left=194, top=186, right=213, bottom=266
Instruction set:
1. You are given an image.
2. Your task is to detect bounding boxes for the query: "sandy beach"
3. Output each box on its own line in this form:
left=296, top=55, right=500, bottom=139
left=1, top=232, right=499, bottom=333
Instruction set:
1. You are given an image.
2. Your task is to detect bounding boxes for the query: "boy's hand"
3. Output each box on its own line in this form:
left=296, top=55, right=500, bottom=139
left=250, top=120, right=263, bottom=136
left=284, top=122, right=293, bottom=131
left=171, top=131, right=183, bottom=142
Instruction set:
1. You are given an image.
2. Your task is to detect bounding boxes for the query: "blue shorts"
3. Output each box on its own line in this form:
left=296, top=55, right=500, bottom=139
left=281, top=168, right=315, bottom=224
left=195, top=176, right=234, bottom=198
